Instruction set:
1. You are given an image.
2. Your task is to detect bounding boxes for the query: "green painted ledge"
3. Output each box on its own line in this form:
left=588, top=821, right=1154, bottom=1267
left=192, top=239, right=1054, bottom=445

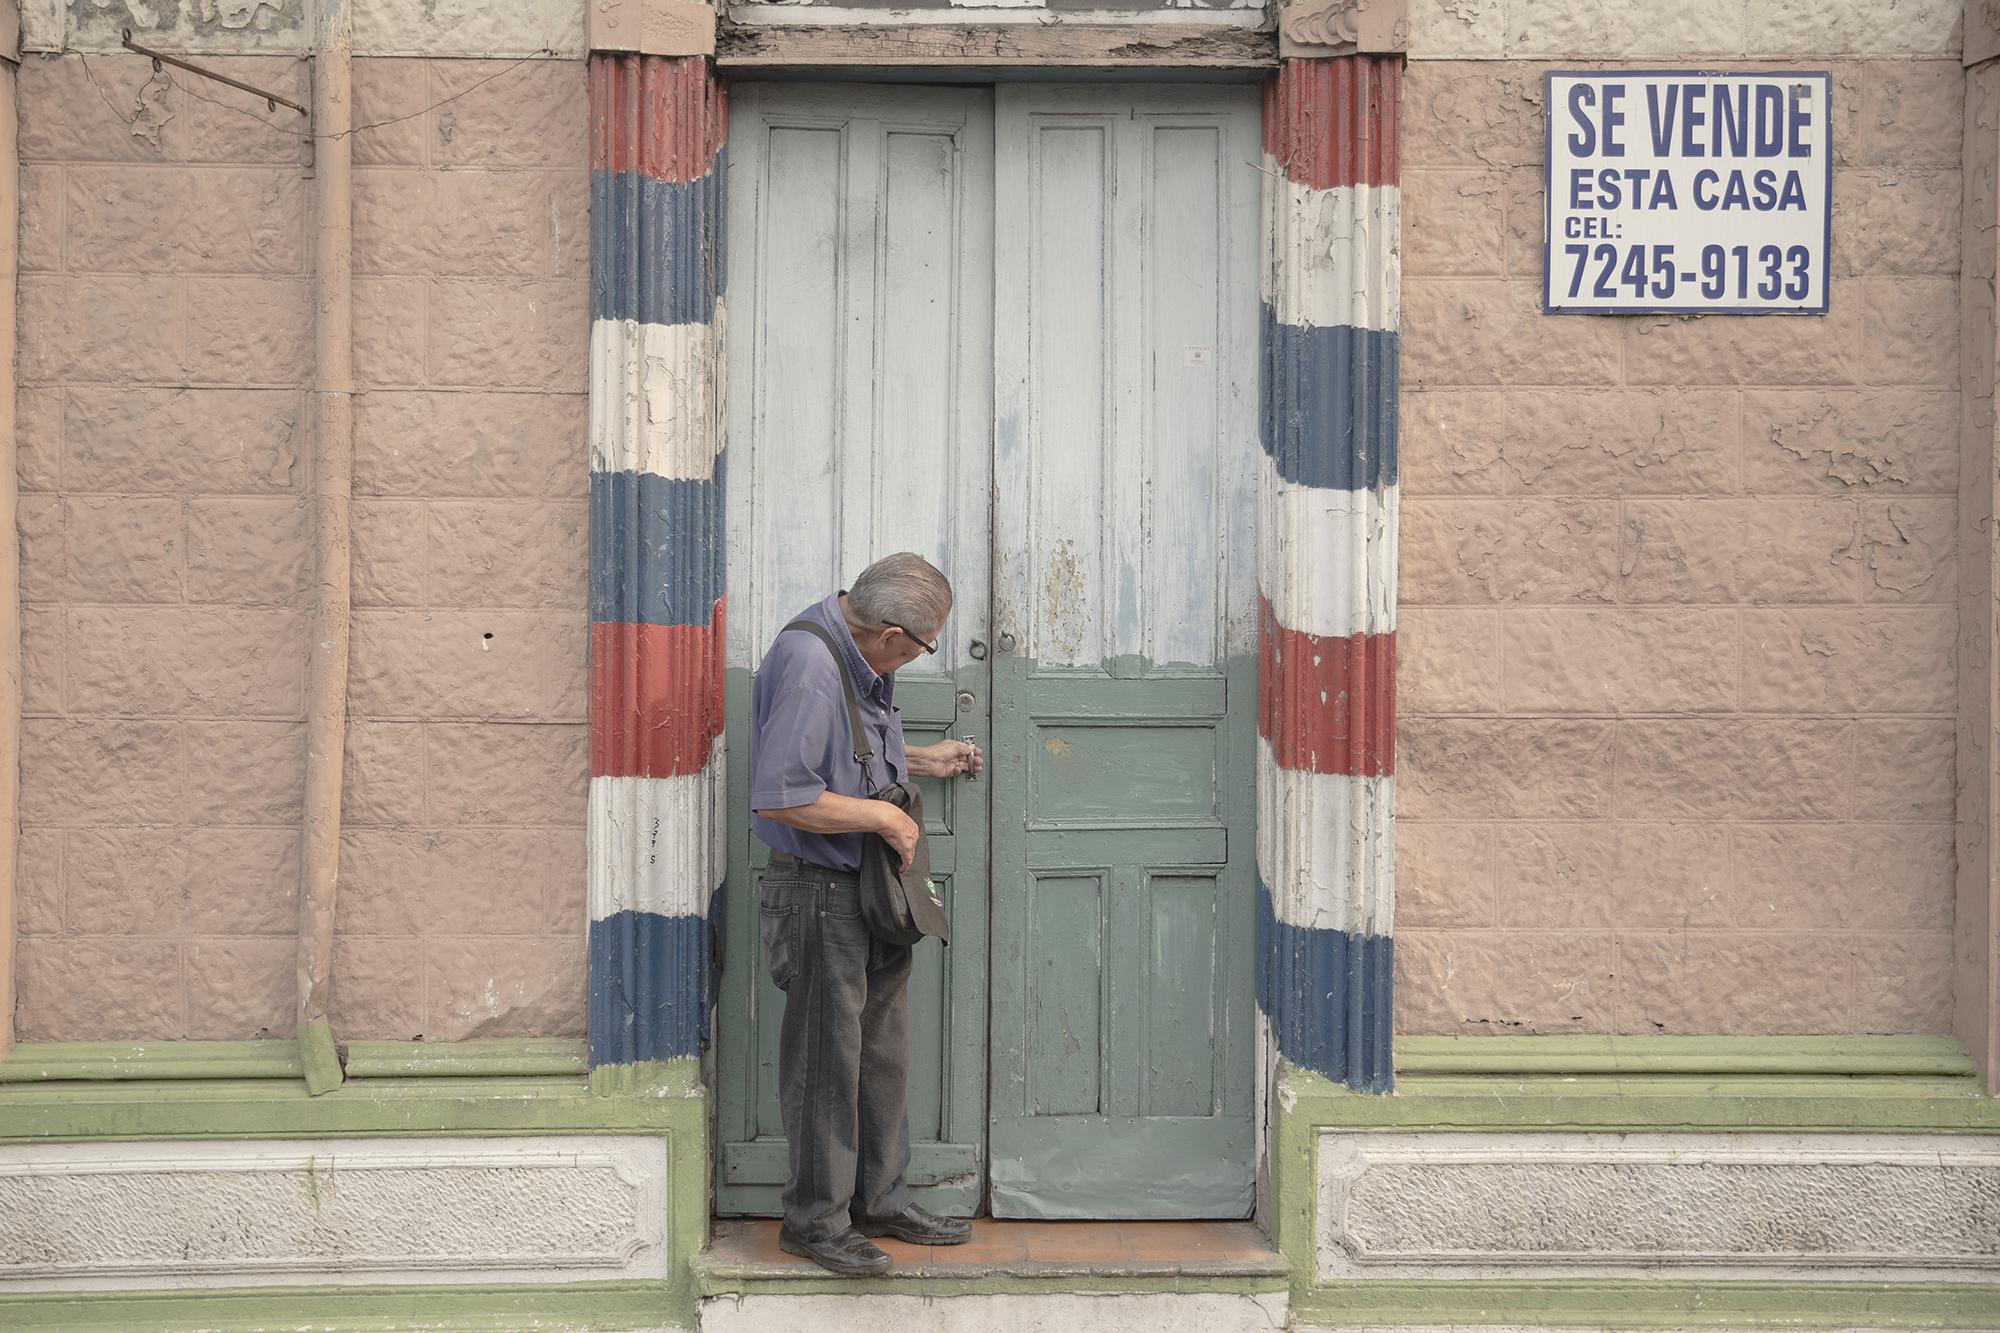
left=1395, top=1034, right=1982, bottom=1078
left=1366, top=1035, right=2000, bottom=1132
left=1274, top=1037, right=2000, bottom=1330
left=0, top=1048, right=696, bottom=1144
left=0, top=1037, right=588, bottom=1083
left=1289, top=1281, right=2000, bottom=1329
left=0, top=1046, right=708, bottom=1331
left=0, top=1281, right=687, bottom=1332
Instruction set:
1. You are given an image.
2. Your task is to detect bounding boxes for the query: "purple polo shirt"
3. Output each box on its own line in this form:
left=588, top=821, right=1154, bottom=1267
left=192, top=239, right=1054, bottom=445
left=749, top=592, right=907, bottom=872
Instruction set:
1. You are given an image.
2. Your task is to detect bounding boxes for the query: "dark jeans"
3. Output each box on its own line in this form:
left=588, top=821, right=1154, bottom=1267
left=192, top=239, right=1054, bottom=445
left=760, top=863, right=915, bottom=1242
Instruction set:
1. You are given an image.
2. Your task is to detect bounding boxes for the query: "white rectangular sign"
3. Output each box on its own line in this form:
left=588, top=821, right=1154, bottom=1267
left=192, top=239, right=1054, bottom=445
left=1543, top=71, right=1832, bottom=314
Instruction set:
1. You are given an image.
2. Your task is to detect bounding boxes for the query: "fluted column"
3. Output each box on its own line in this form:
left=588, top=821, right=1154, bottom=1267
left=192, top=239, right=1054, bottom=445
left=585, top=49, right=728, bottom=1075
left=1256, top=48, right=1402, bottom=1093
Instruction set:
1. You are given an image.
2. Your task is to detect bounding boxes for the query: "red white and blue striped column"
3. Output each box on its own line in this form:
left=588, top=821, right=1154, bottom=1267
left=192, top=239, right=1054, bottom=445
left=587, top=54, right=728, bottom=1070
left=1256, top=55, right=1400, bottom=1093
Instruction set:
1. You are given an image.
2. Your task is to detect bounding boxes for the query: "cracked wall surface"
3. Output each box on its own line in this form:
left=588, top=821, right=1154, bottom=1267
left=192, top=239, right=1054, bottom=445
left=1395, top=54, right=1964, bottom=1034
left=12, top=54, right=591, bottom=1041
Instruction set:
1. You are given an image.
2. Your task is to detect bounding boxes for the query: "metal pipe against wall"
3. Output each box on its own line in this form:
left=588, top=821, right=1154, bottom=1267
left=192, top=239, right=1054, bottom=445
left=297, top=0, right=354, bottom=1079
left=0, top=56, right=21, bottom=1062
left=1957, top=52, right=2000, bottom=1097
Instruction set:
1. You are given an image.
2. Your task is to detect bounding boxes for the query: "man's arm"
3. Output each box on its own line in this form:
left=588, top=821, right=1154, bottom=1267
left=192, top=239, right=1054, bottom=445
left=756, top=792, right=921, bottom=870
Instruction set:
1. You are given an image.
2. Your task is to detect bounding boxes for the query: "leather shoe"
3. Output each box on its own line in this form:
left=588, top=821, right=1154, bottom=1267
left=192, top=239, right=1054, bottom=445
left=778, top=1226, right=893, bottom=1276
left=855, top=1203, right=973, bottom=1245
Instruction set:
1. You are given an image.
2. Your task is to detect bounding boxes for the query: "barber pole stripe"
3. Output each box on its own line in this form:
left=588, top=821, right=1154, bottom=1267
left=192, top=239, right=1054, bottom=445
left=1262, top=57, right=1399, bottom=191
left=590, top=612, right=726, bottom=779
left=1255, top=739, right=1394, bottom=937
left=1260, top=310, right=1398, bottom=492
left=1255, top=876, right=1396, bottom=1088
left=589, top=319, right=727, bottom=480
left=1256, top=54, right=1400, bottom=1093
left=589, top=170, right=726, bottom=327
left=588, top=53, right=728, bottom=1068
left=1258, top=453, right=1397, bottom=640
left=1257, top=596, right=1394, bottom=778
left=589, top=760, right=728, bottom=924
left=1259, top=173, right=1400, bottom=335
left=589, top=469, right=725, bottom=629
left=591, top=54, right=729, bottom=180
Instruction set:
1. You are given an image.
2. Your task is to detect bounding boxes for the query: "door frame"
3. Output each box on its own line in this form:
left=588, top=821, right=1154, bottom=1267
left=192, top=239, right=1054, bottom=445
left=708, top=73, right=1279, bottom=1220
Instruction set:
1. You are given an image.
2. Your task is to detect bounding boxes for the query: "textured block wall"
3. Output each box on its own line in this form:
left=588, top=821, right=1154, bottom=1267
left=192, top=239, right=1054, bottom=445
left=10, top=2, right=1975, bottom=1044
left=335, top=58, right=590, bottom=1041
left=11, top=54, right=592, bottom=1041
left=1394, top=51, right=1964, bottom=1034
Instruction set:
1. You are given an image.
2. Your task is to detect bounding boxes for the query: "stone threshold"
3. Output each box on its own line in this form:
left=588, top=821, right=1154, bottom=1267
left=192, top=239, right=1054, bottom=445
left=694, top=1219, right=1290, bottom=1294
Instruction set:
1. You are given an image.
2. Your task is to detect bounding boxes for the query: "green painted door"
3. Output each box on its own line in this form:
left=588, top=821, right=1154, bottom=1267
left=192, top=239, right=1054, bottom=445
left=714, top=80, right=1261, bottom=1221
left=713, top=83, right=996, bottom=1217
left=986, top=85, right=1265, bottom=1218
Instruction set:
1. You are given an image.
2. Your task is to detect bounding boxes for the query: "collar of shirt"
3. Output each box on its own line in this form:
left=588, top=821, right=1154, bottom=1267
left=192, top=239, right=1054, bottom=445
left=811, top=590, right=893, bottom=707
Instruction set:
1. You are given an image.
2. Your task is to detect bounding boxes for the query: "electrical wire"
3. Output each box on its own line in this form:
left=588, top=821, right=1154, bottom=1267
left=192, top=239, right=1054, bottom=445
left=77, top=47, right=559, bottom=144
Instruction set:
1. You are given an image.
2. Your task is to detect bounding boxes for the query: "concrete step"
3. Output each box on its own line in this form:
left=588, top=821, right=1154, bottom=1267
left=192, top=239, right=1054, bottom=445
left=693, top=1220, right=1291, bottom=1332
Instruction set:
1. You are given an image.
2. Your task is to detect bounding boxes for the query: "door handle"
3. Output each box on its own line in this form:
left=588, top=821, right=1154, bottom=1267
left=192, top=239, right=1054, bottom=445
left=969, top=638, right=987, bottom=661
left=956, top=691, right=976, bottom=713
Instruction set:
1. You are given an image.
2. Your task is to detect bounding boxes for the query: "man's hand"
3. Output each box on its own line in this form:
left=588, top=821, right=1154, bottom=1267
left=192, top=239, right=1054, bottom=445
left=874, top=802, right=921, bottom=872
left=907, top=739, right=983, bottom=779
left=756, top=791, right=915, bottom=863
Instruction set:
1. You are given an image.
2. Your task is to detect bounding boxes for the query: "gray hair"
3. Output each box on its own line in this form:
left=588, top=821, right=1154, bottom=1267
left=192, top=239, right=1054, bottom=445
left=849, top=553, right=953, bottom=639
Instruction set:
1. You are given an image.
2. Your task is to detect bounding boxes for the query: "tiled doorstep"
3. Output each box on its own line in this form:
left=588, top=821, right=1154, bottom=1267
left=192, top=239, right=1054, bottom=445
left=699, top=1219, right=1290, bottom=1282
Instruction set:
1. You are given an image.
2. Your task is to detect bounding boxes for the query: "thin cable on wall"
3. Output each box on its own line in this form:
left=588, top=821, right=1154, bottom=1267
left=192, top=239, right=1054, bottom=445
left=75, top=48, right=558, bottom=144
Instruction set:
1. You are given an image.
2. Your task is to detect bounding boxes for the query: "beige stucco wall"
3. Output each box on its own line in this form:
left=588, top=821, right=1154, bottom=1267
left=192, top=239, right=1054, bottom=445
left=11, top=54, right=590, bottom=1041
left=13, top=53, right=316, bottom=1040
left=7, top=0, right=1980, bottom=1046
left=1394, top=54, right=1966, bottom=1034
left=331, top=57, right=590, bottom=1040
left=334, top=58, right=589, bottom=1041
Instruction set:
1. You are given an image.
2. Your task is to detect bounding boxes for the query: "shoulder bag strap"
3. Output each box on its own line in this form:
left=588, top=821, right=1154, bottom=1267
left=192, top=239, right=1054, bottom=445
left=780, top=618, right=878, bottom=795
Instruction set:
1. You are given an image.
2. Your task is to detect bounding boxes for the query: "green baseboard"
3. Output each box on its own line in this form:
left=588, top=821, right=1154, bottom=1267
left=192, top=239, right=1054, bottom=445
left=0, top=1038, right=587, bottom=1084
left=1290, top=1280, right=2000, bottom=1328
left=1394, top=1035, right=1982, bottom=1079
left=0, top=1281, right=688, bottom=1332
left=1274, top=1039, right=2000, bottom=1331
left=0, top=1049, right=709, bottom=1329
left=4, top=1036, right=1995, bottom=1332
left=0, top=1039, right=306, bottom=1082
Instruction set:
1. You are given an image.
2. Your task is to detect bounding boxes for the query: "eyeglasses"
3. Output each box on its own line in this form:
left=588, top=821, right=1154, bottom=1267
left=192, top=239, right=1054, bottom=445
left=881, top=622, right=938, bottom=655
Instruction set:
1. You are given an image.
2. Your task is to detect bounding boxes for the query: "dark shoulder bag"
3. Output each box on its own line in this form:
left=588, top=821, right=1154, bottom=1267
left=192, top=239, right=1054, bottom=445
left=782, top=620, right=950, bottom=948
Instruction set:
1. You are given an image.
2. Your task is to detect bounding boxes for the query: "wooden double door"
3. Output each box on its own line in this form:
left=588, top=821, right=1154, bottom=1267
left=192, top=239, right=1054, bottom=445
left=714, top=81, right=1262, bottom=1219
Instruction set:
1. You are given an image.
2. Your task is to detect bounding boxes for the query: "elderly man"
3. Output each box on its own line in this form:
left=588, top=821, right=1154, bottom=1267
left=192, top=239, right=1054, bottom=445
left=750, top=552, right=982, bottom=1276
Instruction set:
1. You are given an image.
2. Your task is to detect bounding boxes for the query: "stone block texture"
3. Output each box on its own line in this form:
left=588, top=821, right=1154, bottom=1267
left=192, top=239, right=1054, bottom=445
left=0, top=1136, right=669, bottom=1287
left=14, top=56, right=589, bottom=1042
left=1316, top=1130, right=2000, bottom=1282
left=1395, top=58, right=1963, bottom=1036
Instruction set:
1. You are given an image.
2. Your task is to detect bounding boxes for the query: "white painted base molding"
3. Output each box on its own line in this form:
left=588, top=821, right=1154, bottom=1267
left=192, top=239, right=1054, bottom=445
left=1317, top=1131, right=2000, bottom=1284
left=0, top=1135, right=670, bottom=1291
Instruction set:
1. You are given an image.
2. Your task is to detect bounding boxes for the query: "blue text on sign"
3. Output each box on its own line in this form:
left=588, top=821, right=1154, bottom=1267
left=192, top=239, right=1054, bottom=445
left=1565, top=82, right=1815, bottom=159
